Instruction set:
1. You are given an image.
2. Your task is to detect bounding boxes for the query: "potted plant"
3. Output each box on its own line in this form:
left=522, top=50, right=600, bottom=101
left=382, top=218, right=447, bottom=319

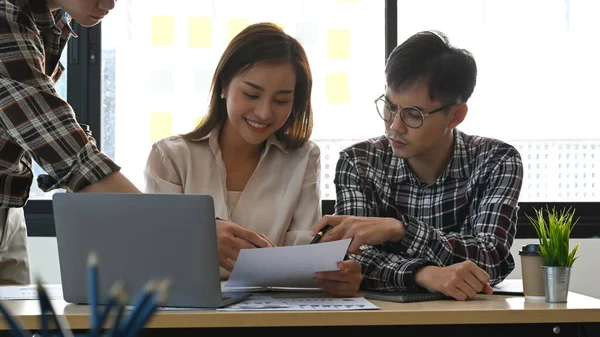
left=525, top=206, right=581, bottom=303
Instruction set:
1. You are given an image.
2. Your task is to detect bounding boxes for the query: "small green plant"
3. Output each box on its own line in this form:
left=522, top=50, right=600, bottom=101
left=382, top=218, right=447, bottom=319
left=525, top=206, right=581, bottom=267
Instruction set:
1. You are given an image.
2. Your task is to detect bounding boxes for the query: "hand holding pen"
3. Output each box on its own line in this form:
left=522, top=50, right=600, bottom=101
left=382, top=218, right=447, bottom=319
left=215, top=217, right=275, bottom=272
left=310, top=224, right=335, bottom=244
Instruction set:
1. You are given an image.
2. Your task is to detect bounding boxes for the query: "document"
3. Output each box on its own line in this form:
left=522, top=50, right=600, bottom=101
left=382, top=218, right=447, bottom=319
left=0, top=284, right=63, bottom=300
left=218, top=295, right=380, bottom=311
left=225, top=239, right=351, bottom=288
left=491, top=279, right=524, bottom=295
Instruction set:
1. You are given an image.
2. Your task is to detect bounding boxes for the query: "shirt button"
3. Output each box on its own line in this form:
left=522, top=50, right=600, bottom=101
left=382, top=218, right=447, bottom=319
left=407, top=248, right=414, bottom=255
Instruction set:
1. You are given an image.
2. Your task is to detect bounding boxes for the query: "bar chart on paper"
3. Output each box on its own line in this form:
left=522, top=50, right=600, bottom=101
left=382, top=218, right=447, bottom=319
left=218, top=295, right=380, bottom=311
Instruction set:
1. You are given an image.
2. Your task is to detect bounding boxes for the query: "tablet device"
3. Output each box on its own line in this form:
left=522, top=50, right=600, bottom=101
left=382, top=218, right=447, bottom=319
left=364, top=291, right=450, bottom=303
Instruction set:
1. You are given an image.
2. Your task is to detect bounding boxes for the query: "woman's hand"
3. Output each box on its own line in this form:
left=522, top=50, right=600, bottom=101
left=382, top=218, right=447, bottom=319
left=216, top=219, right=275, bottom=271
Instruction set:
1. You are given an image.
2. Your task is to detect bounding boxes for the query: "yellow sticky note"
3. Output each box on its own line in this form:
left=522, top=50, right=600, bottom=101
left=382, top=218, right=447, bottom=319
left=188, top=17, right=212, bottom=48
left=151, top=16, right=175, bottom=47
left=227, top=19, right=250, bottom=41
left=193, top=117, right=203, bottom=128
left=328, top=29, right=351, bottom=60
left=325, top=73, right=350, bottom=104
left=150, top=112, right=174, bottom=142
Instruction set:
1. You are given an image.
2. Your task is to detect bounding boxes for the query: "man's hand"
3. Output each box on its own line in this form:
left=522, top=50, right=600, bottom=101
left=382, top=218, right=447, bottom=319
left=315, top=260, right=363, bottom=297
left=311, top=215, right=405, bottom=254
left=414, top=260, right=494, bottom=300
left=216, top=219, right=275, bottom=271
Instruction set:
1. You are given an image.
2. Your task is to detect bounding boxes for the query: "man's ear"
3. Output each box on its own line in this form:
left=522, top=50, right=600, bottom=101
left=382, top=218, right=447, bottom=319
left=448, top=103, right=468, bottom=129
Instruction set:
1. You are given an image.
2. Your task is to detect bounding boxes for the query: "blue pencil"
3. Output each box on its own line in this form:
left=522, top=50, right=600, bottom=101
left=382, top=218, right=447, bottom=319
left=125, top=279, right=172, bottom=337
left=87, top=251, right=99, bottom=337
left=0, top=298, right=28, bottom=337
left=94, top=280, right=124, bottom=335
left=108, top=290, right=129, bottom=337
left=37, top=280, right=73, bottom=337
left=117, top=280, right=157, bottom=336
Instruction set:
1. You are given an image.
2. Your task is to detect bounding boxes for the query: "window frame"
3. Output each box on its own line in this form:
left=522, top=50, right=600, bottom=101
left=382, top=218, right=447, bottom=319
left=24, top=1, right=600, bottom=239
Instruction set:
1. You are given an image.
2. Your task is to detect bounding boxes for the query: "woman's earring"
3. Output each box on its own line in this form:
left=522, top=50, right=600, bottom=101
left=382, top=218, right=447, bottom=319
left=220, top=93, right=225, bottom=99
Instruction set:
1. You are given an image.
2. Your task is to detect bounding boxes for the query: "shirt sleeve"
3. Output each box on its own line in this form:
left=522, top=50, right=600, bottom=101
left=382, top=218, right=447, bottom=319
left=388, top=150, right=524, bottom=286
left=283, top=144, right=322, bottom=246
left=334, top=151, right=436, bottom=291
left=143, top=142, right=183, bottom=194
left=0, top=16, right=120, bottom=192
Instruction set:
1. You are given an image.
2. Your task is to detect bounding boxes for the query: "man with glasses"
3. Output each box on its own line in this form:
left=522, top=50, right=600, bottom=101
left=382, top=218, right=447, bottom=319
left=312, top=31, right=523, bottom=301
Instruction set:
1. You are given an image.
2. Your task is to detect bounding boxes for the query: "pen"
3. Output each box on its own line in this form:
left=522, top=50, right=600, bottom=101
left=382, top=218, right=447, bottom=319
left=310, top=224, right=335, bottom=244
left=216, top=217, right=262, bottom=248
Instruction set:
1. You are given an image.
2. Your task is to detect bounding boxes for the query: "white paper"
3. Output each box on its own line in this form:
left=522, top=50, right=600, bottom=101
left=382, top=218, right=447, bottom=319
left=225, top=239, right=351, bottom=288
left=0, top=284, right=63, bottom=300
left=218, top=295, right=379, bottom=311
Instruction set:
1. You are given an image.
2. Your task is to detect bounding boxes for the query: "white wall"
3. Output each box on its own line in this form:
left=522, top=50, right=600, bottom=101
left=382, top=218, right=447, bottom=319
left=27, top=237, right=600, bottom=299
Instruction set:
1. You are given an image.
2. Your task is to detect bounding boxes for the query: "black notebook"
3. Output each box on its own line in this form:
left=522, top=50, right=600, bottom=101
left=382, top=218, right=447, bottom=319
left=364, top=291, right=450, bottom=303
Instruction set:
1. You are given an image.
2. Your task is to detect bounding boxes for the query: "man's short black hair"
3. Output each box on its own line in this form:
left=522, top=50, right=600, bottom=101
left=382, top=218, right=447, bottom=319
left=385, top=30, right=477, bottom=104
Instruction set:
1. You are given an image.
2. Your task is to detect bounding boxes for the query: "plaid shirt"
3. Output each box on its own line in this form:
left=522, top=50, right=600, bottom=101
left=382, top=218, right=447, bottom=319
left=0, top=0, right=120, bottom=208
left=335, top=129, right=523, bottom=291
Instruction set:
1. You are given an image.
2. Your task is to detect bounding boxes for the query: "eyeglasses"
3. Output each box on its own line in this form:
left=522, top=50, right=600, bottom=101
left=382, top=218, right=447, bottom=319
left=374, top=94, right=457, bottom=129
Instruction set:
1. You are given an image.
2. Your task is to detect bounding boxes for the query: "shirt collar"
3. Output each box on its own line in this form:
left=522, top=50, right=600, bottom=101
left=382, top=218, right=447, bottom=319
left=29, top=0, right=76, bottom=36
left=388, top=129, right=470, bottom=184
left=204, top=129, right=289, bottom=156
left=442, top=129, right=471, bottom=180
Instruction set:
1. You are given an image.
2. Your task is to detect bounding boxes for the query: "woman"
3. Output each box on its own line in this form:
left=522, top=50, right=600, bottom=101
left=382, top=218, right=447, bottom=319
left=144, top=23, right=362, bottom=296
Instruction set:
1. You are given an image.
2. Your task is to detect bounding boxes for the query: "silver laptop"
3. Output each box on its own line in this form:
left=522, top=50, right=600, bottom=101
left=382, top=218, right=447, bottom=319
left=52, top=193, right=250, bottom=308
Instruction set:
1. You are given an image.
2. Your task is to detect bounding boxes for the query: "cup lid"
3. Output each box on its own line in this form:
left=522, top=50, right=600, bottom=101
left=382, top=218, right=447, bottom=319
left=519, top=243, right=540, bottom=256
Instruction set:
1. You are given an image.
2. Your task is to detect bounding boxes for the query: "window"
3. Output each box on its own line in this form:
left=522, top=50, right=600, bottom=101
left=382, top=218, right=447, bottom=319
left=25, top=0, right=600, bottom=238
left=396, top=0, right=600, bottom=201
left=100, top=0, right=385, bottom=199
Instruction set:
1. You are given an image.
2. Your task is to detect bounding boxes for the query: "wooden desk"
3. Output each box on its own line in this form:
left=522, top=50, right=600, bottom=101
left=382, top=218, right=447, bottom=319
left=1, top=291, right=600, bottom=337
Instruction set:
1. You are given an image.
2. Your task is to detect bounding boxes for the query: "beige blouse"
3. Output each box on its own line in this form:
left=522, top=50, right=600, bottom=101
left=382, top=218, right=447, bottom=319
left=143, top=131, right=322, bottom=249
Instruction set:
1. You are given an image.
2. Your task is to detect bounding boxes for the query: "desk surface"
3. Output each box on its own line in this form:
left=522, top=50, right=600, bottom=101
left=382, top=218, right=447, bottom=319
left=1, top=291, right=600, bottom=330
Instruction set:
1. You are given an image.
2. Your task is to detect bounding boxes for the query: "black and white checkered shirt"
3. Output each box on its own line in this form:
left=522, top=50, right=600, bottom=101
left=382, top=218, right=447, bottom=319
left=335, top=129, right=523, bottom=291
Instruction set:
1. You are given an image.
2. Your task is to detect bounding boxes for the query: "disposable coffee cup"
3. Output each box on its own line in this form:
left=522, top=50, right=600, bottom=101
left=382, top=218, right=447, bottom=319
left=519, top=243, right=545, bottom=301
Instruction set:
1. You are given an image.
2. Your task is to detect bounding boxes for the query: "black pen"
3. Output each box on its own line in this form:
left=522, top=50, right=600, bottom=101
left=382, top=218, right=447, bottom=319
left=310, top=224, right=335, bottom=244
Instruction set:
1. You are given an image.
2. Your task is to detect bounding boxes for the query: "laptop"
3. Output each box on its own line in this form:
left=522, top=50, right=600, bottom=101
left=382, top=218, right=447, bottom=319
left=52, top=193, right=250, bottom=308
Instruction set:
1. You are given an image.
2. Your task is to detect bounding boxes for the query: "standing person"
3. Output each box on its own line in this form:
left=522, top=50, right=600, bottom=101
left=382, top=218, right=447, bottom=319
left=0, top=0, right=140, bottom=285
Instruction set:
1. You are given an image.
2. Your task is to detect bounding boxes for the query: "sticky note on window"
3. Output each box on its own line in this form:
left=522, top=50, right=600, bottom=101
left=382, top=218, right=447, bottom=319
left=227, top=19, right=250, bottom=41
left=150, top=70, right=174, bottom=93
left=193, top=70, right=212, bottom=93
left=296, top=22, right=318, bottom=45
left=188, top=17, right=212, bottom=48
left=325, top=73, right=350, bottom=104
left=274, top=22, right=284, bottom=30
left=150, top=112, right=174, bottom=143
left=151, top=16, right=175, bottom=47
left=328, top=29, right=351, bottom=60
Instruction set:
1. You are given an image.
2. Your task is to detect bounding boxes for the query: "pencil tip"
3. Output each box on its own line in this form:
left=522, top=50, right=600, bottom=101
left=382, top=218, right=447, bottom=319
left=156, top=278, right=172, bottom=305
left=143, top=279, right=158, bottom=292
left=87, top=251, right=99, bottom=266
left=116, top=288, right=129, bottom=304
left=109, top=280, right=125, bottom=296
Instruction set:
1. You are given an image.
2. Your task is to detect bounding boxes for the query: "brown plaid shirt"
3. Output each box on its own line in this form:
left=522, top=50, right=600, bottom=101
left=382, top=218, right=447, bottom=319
left=335, top=129, right=524, bottom=291
left=0, top=0, right=120, bottom=208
